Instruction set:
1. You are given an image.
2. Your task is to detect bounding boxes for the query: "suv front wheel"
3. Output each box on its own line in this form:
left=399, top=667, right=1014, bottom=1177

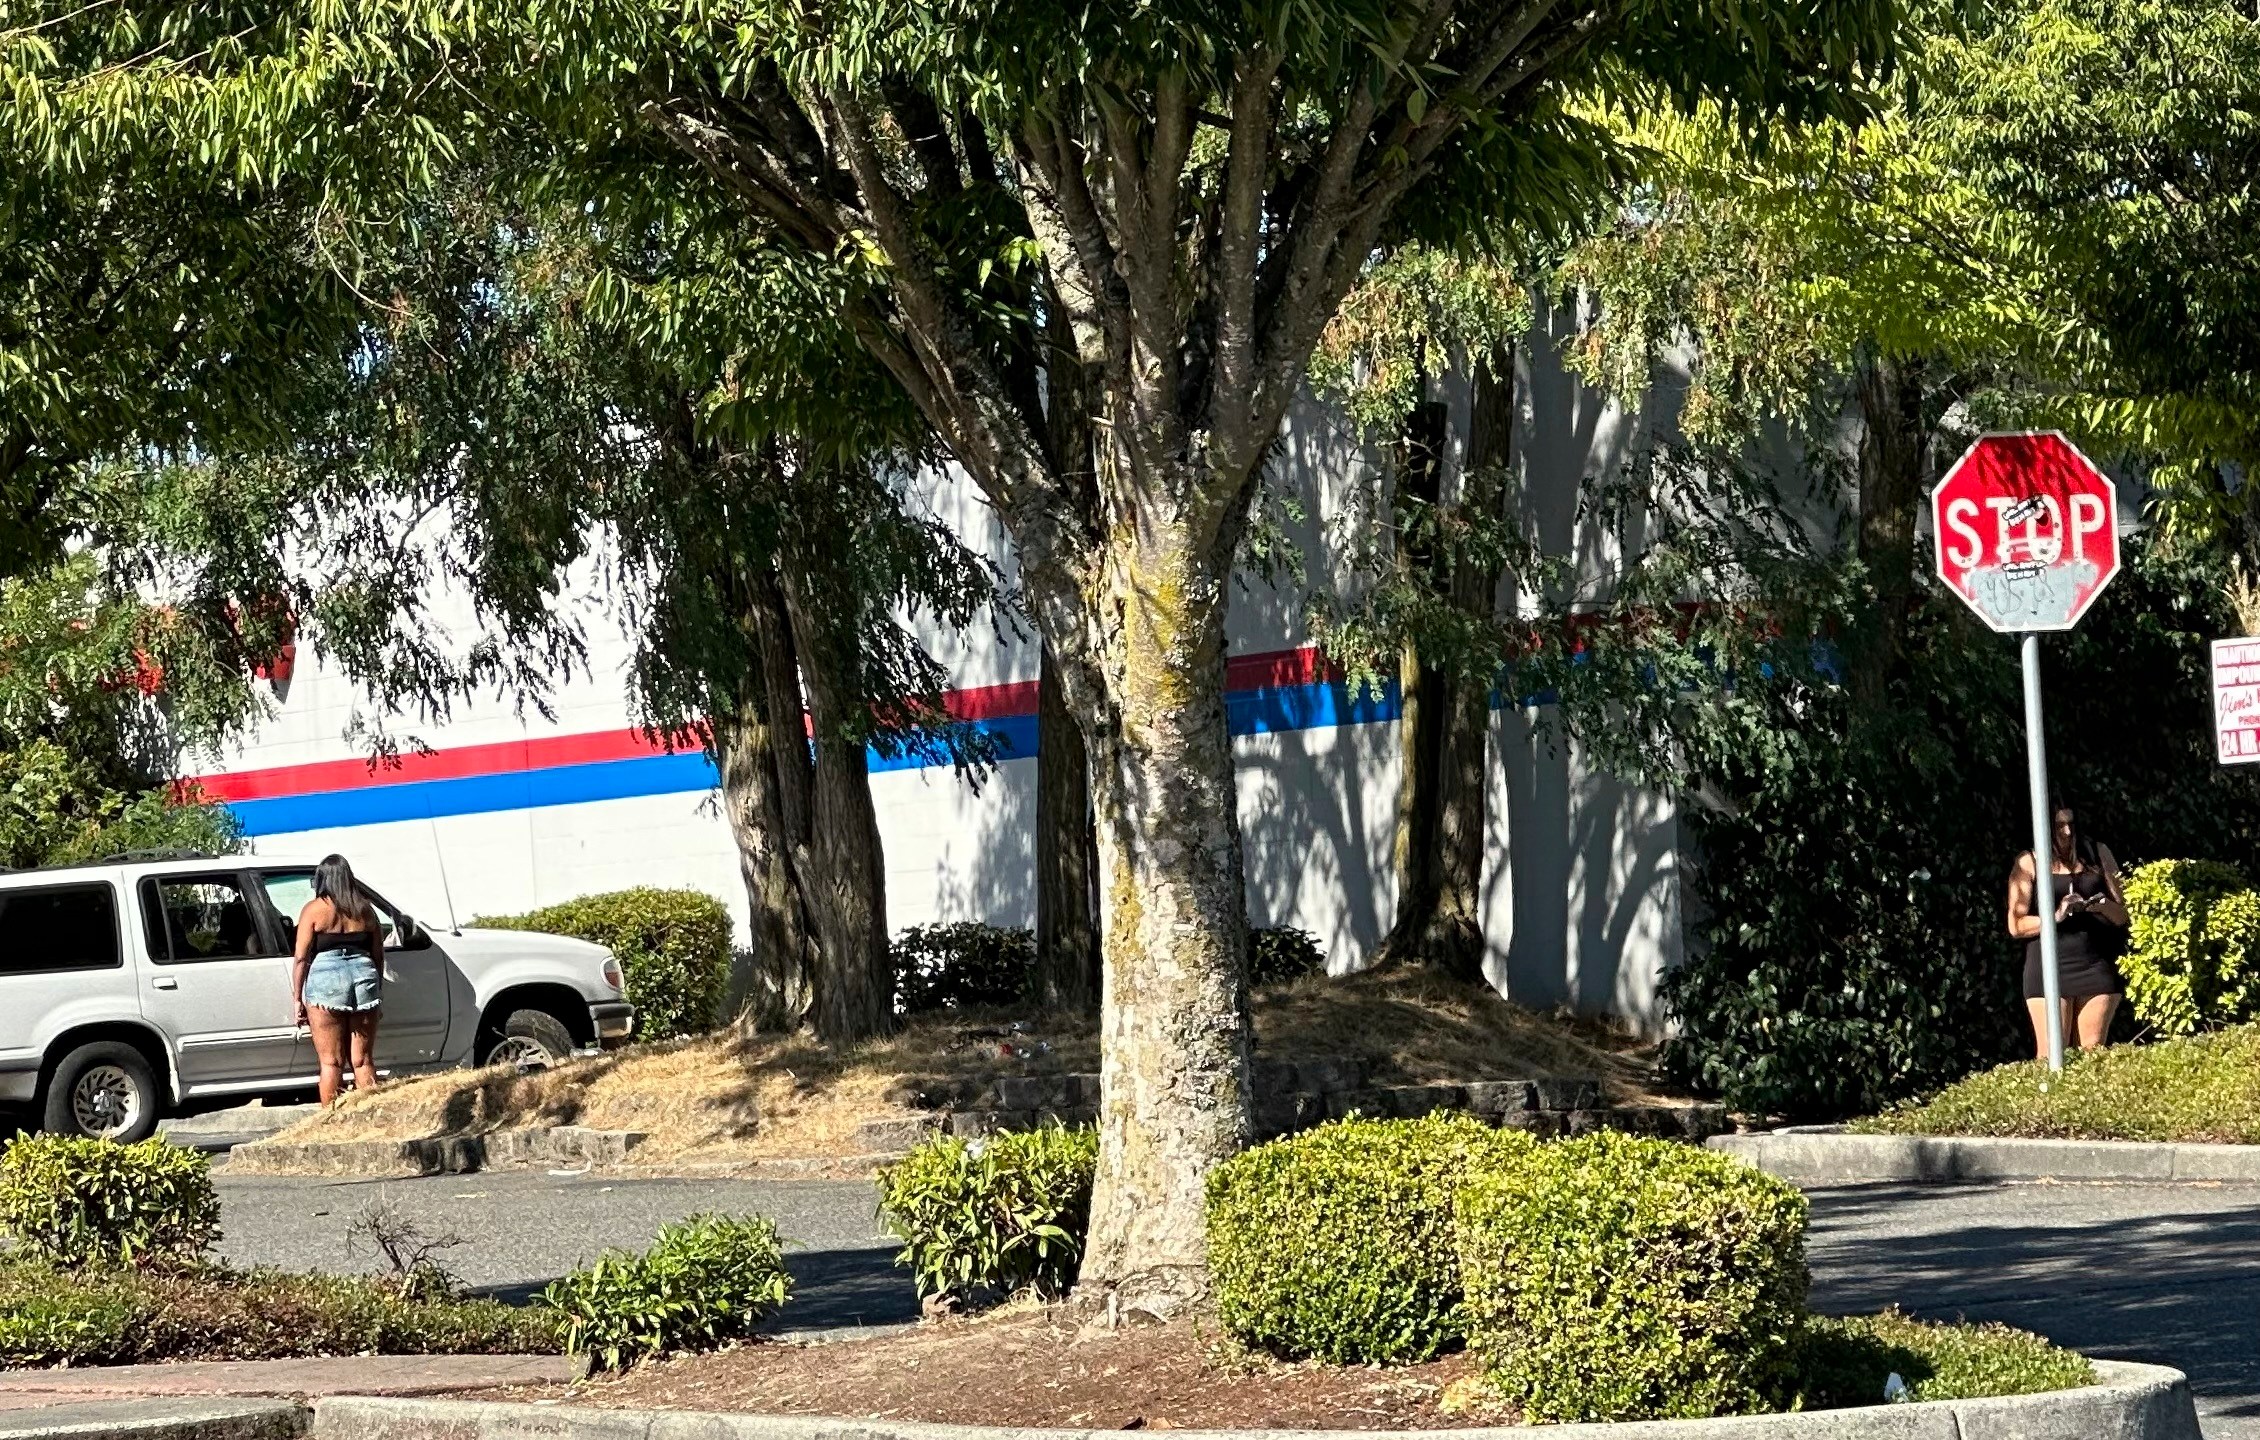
left=478, top=1008, right=577, bottom=1069
left=43, top=1042, right=161, bottom=1142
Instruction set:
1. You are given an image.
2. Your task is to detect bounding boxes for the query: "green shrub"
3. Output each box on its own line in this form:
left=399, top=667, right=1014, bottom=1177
left=1854, top=1025, right=2260, bottom=1142
left=893, top=922, right=1034, bottom=1014
left=476, top=888, right=731, bottom=1040
left=0, top=1136, right=220, bottom=1267
left=1249, top=926, right=1326, bottom=985
left=1206, top=1113, right=1530, bottom=1363
left=540, top=1213, right=791, bottom=1372
left=2122, top=859, right=2260, bottom=1035
left=0, top=1258, right=560, bottom=1365
left=1795, top=1311, right=2094, bottom=1407
left=1455, top=1131, right=1810, bottom=1424
left=876, top=1126, right=1096, bottom=1305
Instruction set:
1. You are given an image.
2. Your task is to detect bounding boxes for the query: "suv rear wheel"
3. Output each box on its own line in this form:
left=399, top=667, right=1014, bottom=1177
left=43, top=1041, right=160, bottom=1142
left=478, top=1008, right=577, bottom=1069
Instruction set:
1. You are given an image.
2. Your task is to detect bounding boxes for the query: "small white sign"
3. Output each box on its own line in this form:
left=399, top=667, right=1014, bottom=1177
left=2212, top=637, right=2260, bottom=766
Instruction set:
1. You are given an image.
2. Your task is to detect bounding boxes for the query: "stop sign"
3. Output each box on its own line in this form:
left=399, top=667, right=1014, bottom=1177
left=1931, top=431, right=2120, bottom=633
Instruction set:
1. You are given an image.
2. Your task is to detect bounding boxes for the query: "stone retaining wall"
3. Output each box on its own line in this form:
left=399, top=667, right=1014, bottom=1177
left=859, top=1058, right=1725, bottom=1152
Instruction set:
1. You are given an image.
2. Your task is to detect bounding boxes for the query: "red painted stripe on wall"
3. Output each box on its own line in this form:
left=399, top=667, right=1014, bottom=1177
left=188, top=645, right=1331, bottom=803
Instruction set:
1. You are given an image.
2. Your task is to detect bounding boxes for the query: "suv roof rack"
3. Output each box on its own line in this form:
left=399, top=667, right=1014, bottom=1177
left=95, top=849, right=226, bottom=864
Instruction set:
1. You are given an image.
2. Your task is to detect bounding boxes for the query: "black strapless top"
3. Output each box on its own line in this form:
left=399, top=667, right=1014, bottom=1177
left=310, top=928, right=378, bottom=956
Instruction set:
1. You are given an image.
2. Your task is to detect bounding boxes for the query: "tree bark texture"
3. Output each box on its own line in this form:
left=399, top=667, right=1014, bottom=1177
left=779, top=563, right=897, bottom=1043
left=1378, top=356, right=1512, bottom=984
left=715, top=563, right=818, bottom=1032
left=1075, top=521, right=1253, bottom=1316
left=1035, top=641, right=1100, bottom=1014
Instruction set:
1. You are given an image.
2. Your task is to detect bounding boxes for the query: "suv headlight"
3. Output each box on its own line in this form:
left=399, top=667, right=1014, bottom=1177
left=602, top=956, right=625, bottom=993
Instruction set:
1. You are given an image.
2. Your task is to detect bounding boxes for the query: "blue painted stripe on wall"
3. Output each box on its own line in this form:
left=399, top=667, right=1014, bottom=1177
left=231, top=680, right=1413, bottom=837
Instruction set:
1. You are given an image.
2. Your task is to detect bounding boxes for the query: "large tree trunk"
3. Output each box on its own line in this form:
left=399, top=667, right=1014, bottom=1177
left=1073, top=516, right=1253, bottom=1317
left=1034, top=641, right=1100, bottom=1013
left=1852, top=351, right=1929, bottom=708
left=779, top=563, right=896, bottom=1042
left=1377, top=353, right=1512, bottom=983
left=716, top=565, right=819, bottom=1032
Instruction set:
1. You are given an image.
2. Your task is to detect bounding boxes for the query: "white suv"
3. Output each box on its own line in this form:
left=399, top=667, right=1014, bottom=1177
left=0, top=854, right=635, bottom=1141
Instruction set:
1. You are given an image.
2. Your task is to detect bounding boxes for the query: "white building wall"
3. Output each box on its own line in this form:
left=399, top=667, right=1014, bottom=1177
left=205, top=310, right=1688, bottom=1031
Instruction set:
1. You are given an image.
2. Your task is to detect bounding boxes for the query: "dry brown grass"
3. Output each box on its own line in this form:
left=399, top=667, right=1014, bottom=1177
left=269, top=969, right=1666, bottom=1164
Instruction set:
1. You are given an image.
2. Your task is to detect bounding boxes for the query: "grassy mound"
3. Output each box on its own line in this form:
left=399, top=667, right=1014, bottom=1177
left=0, top=1259, right=559, bottom=1366
left=1856, top=1027, right=2260, bottom=1141
left=272, top=970, right=1666, bottom=1164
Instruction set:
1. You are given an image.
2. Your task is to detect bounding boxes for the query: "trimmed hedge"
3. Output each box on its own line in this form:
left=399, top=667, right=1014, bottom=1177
left=1795, top=1310, right=2095, bottom=1409
left=1206, top=1114, right=1530, bottom=1363
left=0, top=1259, right=558, bottom=1365
left=540, top=1213, right=791, bottom=1372
left=2122, top=859, right=2260, bottom=1035
left=876, top=1126, right=1097, bottom=1305
left=1455, top=1132, right=1810, bottom=1424
left=0, top=1136, right=220, bottom=1267
left=476, top=888, right=730, bottom=1040
left=893, top=922, right=1035, bottom=1014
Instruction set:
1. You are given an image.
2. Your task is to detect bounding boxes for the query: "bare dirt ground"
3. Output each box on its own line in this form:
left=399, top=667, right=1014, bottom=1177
left=472, top=1308, right=1503, bottom=1429
left=270, top=970, right=1670, bottom=1165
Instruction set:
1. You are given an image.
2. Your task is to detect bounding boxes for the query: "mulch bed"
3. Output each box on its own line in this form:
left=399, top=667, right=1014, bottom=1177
left=473, top=1308, right=1507, bottom=1429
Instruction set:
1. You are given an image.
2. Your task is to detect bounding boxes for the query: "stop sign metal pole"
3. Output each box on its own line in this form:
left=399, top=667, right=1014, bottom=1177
left=1932, top=432, right=2121, bottom=1076
left=2020, top=634, right=2064, bottom=1072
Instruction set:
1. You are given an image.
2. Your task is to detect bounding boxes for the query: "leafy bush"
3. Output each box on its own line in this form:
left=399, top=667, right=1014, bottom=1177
left=876, top=1126, right=1096, bottom=1305
left=0, top=1137, right=220, bottom=1267
left=1795, top=1310, right=2094, bottom=1408
left=1666, top=539, right=2260, bottom=1119
left=1206, top=1113, right=1530, bottom=1363
left=1855, top=1025, right=2260, bottom=1142
left=893, top=922, right=1034, bottom=1014
left=1455, top=1131, right=1810, bottom=1424
left=0, top=737, right=241, bottom=870
left=1249, top=926, right=1326, bottom=985
left=476, top=888, right=730, bottom=1040
left=2122, top=860, right=2260, bottom=1035
left=0, top=1258, right=559, bottom=1365
left=540, top=1213, right=791, bottom=1372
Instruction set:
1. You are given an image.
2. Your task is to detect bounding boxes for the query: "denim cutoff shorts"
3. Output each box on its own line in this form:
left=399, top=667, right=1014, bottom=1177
left=304, top=949, right=382, bottom=1012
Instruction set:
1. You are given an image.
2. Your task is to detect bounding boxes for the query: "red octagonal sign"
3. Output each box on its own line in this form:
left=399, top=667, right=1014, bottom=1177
left=1931, top=431, right=2120, bottom=633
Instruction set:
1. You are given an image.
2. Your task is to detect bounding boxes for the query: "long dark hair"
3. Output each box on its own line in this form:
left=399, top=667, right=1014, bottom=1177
left=314, top=854, right=377, bottom=927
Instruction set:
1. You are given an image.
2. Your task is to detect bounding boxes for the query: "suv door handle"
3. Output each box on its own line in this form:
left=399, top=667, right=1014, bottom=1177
left=150, top=976, right=178, bottom=990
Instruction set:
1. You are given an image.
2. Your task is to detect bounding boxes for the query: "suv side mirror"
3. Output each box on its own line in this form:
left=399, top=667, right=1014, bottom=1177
left=394, top=916, right=434, bottom=951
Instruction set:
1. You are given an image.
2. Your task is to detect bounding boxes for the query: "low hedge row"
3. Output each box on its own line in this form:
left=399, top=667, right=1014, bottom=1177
left=476, top=887, right=731, bottom=1040
left=0, top=1135, right=219, bottom=1267
left=878, top=1118, right=2086, bottom=1425
left=541, top=1212, right=792, bottom=1371
left=0, top=1259, right=559, bottom=1365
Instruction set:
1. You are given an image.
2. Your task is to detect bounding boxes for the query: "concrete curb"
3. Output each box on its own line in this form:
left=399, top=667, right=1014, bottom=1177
left=1708, top=1128, right=2260, bottom=1184
left=0, top=1398, right=306, bottom=1439
left=224, top=1126, right=646, bottom=1178
left=306, top=1360, right=2197, bottom=1440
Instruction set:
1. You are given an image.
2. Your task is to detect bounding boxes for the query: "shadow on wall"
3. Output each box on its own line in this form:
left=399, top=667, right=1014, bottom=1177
left=928, top=753, right=1038, bottom=932
left=1236, top=720, right=1396, bottom=973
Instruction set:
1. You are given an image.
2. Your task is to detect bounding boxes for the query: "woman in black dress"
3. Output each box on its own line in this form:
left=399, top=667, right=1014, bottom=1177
left=2004, top=803, right=2130, bottom=1057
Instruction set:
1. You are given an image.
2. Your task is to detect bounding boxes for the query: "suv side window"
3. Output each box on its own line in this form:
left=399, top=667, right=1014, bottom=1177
left=0, top=883, right=122, bottom=974
left=258, top=871, right=401, bottom=949
left=140, top=874, right=281, bottom=963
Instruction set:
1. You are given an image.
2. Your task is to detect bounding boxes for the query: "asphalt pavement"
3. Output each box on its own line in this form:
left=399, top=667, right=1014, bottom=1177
left=214, top=1170, right=2260, bottom=1435
left=213, top=1170, right=914, bottom=1334
left=1806, top=1180, right=2260, bottom=1440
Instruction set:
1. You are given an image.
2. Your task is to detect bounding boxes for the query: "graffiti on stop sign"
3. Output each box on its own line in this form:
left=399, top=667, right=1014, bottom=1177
left=1931, top=431, right=2120, bottom=633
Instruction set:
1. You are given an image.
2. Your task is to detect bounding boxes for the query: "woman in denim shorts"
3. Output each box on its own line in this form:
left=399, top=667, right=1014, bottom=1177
left=289, top=854, right=385, bottom=1105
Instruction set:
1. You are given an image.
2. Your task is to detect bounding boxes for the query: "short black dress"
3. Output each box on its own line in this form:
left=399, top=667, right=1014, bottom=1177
left=2022, top=862, right=2125, bottom=1000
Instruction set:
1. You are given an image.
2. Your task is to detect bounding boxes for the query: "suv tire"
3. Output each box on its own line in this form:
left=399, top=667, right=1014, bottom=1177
left=479, top=1008, right=577, bottom=1069
left=43, top=1041, right=161, bottom=1142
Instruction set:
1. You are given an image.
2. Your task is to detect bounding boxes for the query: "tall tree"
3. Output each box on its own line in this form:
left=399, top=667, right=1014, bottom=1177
left=10, top=0, right=1899, bottom=1307
left=1309, top=249, right=1531, bottom=981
